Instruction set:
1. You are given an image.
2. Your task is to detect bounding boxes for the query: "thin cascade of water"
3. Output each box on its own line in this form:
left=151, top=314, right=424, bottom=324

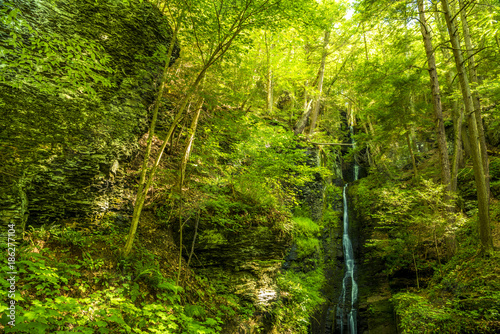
left=336, top=185, right=358, bottom=334
left=336, top=127, right=358, bottom=334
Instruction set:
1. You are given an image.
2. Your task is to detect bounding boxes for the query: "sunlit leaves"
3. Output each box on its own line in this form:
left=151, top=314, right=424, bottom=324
left=0, top=1, right=113, bottom=99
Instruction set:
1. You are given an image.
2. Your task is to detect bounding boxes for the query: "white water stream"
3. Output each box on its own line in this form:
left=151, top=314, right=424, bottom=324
left=336, top=127, right=359, bottom=333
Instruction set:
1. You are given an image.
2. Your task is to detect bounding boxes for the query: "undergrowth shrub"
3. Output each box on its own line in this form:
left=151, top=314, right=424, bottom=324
left=0, top=233, right=222, bottom=334
left=352, top=176, right=460, bottom=278
left=272, top=268, right=325, bottom=333
left=392, top=202, right=500, bottom=333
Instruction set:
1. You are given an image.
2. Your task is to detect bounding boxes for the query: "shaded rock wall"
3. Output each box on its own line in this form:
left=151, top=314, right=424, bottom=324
left=309, top=188, right=344, bottom=334
left=173, top=147, right=331, bottom=332
left=182, top=223, right=291, bottom=309
left=0, top=0, right=179, bottom=234
left=300, top=148, right=326, bottom=221
left=349, top=186, right=398, bottom=334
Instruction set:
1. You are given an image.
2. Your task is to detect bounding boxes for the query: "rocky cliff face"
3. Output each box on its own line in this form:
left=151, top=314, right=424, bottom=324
left=0, top=0, right=178, bottom=234
left=171, top=147, right=335, bottom=333
left=189, top=225, right=291, bottom=305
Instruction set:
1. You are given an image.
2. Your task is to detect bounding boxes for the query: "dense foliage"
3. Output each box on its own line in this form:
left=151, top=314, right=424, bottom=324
left=1, top=0, right=499, bottom=333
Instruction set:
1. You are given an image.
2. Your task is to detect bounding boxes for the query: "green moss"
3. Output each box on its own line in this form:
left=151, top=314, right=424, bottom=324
left=296, top=237, right=321, bottom=258
left=292, top=216, right=321, bottom=236
left=199, top=230, right=227, bottom=245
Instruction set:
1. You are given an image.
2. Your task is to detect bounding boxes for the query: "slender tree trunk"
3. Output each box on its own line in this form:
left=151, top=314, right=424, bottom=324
left=174, top=117, right=187, bottom=151
left=434, top=1, right=465, bottom=190
left=294, top=99, right=313, bottom=135
left=122, top=10, right=183, bottom=256
left=179, top=99, right=203, bottom=188
left=440, top=0, right=492, bottom=253
left=265, top=32, right=274, bottom=115
left=123, top=58, right=211, bottom=257
left=309, top=28, right=330, bottom=135
left=187, top=209, right=200, bottom=267
left=417, top=0, right=450, bottom=190
left=363, top=123, right=375, bottom=167
left=405, top=125, right=418, bottom=178
left=451, top=102, right=464, bottom=192
left=176, top=99, right=203, bottom=285
left=459, top=0, right=490, bottom=197
left=123, top=102, right=187, bottom=257
left=367, top=116, right=381, bottom=161
left=412, top=251, right=420, bottom=289
left=362, top=22, right=370, bottom=62
left=303, top=80, right=309, bottom=113
left=267, top=69, right=273, bottom=114
left=461, top=121, right=472, bottom=159
left=367, top=116, right=395, bottom=178
left=122, top=0, right=252, bottom=256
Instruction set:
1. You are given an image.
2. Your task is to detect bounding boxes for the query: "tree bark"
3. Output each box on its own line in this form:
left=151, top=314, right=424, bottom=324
left=367, top=116, right=381, bottom=162
left=434, top=1, right=465, bottom=191
left=363, top=122, right=375, bottom=167
left=417, top=0, right=450, bottom=190
left=176, top=98, right=203, bottom=285
left=294, top=99, right=313, bottom=135
left=440, top=0, right=492, bottom=253
left=265, top=31, right=274, bottom=115
left=309, top=28, right=330, bottom=135
left=405, top=125, right=418, bottom=178
left=459, top=0, right=490, bottom=197
left=451, top=101, right=464, bottom=192
left=461, top=121, right=472, bottom=159
left=179, top=99, right=203, bottom=188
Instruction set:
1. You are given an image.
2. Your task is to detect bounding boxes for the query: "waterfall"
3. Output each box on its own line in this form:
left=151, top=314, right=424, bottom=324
left=336, top=127, right=359, bottom=334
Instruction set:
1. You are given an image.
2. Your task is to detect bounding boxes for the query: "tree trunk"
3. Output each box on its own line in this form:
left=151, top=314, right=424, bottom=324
left=176, top=98, right=203, bottom=285
left=122, top=0, right=269, bottom=257
left=434, top=1, right=465, bottom=190
left=405, top=126, right=418, bottom=178
left=122, top=25, right=228, bottom=256
left=265, top=31, right=274, bottom=115
left=459, top=0, right=490, bottom=197
left=440, top=0, right=492, bottom=253
left=123, top=101, right=187, bottom=257
left=367, top=116, right=382, bottom=169
left=309, top=28, right=330, bottom=135
left=363, top=30, right=369, bottom=61
left=451, top=101, right=463, bottom=192
left=363, top=122, right=375, bottom=167
left=294, top=99, right=313, bottom=135
left=122, top=10, right=183, bottom=256
left=367, top=116, right=381, bottom=161
left=417, top=0, right=450, bottom=190
left=179, top=99, right=203, bottom=188
left=461, top=121, right=471, bottom=159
